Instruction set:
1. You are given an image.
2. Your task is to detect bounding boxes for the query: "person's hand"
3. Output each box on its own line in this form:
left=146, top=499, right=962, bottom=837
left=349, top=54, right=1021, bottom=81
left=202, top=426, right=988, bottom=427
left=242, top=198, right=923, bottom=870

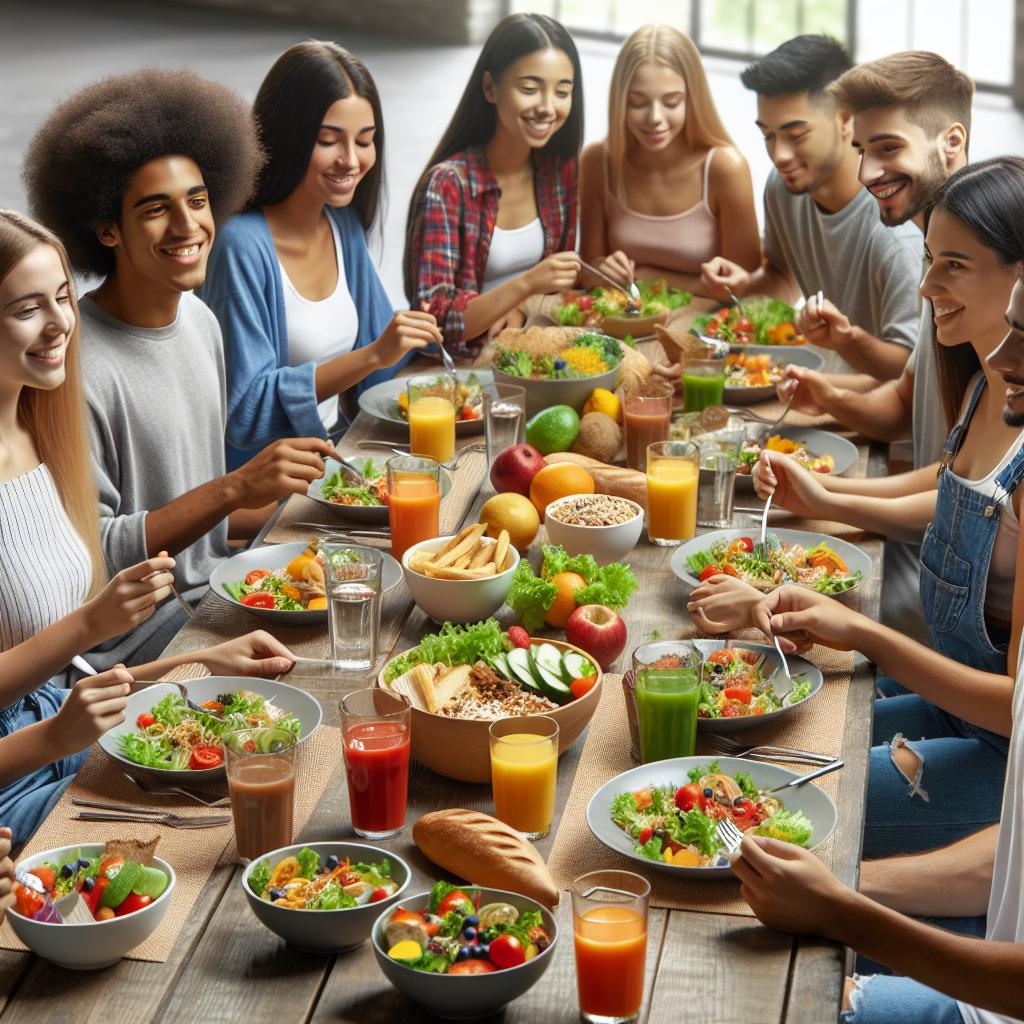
left=652, top=361, right=682, bottom=383
left=795, top=296, right=853, bottom=353
left=687, top=575, right=764, bottom=633
left=731, top=833, right=855, bottom=939
left=228, top=437, right=337, bottom=509
left=750, top=585, right=862, bottom=654
left=373, top=310, right=443, bottom=367
left=79, top=555, right=176, bottom=644
left=488, top=305, right=526, bottom=339
left=776, top=366, right=835, bottom=417
left=597, top=251, right=635, bottom=290
left=197, top=631, right=297, bottom=677
left=699, top=257, right=751, bottom=301
left=48, top=666, right=134, bottom=755
left=523, top=251, right=581, bottom=296
left=752, top=450, right=829, bottom=519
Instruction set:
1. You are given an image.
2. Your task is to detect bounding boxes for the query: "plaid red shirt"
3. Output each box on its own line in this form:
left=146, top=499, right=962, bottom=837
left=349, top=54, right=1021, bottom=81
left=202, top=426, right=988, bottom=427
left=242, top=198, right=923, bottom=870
left=406, top=146, right=578, bottom=356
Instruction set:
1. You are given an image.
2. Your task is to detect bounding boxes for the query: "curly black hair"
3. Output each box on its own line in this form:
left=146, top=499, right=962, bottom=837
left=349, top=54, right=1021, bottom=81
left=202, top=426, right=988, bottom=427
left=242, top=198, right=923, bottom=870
left=23, top=68, right=264, bottom=278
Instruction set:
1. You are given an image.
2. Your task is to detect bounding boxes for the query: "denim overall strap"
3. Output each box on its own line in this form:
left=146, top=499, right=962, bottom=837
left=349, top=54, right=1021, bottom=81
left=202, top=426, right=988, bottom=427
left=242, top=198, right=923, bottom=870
left=936, top=375, right=986, bottom=476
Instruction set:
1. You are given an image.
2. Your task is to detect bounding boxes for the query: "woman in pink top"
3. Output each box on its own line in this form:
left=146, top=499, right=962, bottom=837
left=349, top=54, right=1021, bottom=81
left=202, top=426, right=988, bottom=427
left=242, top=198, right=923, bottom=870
left=580, top=25, right=761, bottom=295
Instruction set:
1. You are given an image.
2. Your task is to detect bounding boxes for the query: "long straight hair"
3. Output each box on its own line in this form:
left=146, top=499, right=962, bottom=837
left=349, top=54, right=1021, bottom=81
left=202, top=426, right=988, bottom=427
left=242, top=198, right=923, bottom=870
left=606, top=24, right=734, bottom=201
left=923, top=156, right=1024, bottom=428
left=0, top=211, right=105, bottom=597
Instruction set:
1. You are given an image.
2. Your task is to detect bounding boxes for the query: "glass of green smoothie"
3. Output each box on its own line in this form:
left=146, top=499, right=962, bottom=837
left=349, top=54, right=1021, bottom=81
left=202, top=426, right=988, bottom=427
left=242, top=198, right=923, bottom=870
left=682, top=357, right=726, bottom=413
left=634, top=667, right=699, bottom=763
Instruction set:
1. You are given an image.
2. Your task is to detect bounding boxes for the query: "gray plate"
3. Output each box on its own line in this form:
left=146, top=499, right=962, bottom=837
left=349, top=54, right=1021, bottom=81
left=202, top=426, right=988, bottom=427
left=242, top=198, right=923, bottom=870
left=586, top=756, right=837, bottom=878
left=98, top=675, right=323, bottom=783
left=306, top=456, right=453, bottom=524
left=669, top=527, right=872, bottom=596
left=725, top=345, right=823, bottom=405
left=357, top=370, right=493, bottom=436
left=210, top=541, right=402, bottom=625
left=734, top=426, right=859, bottom=487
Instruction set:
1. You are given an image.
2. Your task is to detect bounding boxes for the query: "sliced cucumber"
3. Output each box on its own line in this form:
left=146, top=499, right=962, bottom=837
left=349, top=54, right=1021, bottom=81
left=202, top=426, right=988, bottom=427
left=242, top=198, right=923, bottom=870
left=562, top=650, right=596, bottom=682
left=506, top=647, right=541, bottom=692
left=528, top=646, right=572, bottom=703
left=533, top=643, right=565, bottom=678
left=490, top=652, right=513, bottom=681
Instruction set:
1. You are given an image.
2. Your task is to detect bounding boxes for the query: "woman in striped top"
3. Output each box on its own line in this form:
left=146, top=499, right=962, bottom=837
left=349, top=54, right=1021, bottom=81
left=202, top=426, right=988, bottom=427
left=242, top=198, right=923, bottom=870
left=0, top=211, right=298, bottom=844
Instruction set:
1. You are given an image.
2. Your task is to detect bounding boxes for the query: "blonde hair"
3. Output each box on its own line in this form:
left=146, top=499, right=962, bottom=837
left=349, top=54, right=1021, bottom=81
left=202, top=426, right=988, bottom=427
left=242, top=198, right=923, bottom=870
left=0, top=210, right=106, bottom=597
left=606, top=24, right=734, bottom=201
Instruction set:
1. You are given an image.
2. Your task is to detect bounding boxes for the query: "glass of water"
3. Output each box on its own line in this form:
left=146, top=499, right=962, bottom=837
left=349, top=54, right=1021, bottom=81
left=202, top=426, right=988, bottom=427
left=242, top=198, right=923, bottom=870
left=697, top=441, right=739, bottom=528
left=484, top=382, right=527, bottom=464
left=322, top=543, right=383, bottom=671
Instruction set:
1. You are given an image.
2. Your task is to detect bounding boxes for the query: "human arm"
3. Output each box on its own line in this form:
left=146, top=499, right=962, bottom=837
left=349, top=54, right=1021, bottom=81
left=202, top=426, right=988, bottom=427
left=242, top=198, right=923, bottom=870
left=685, top=575, right=766, bottom=633
left=577, top=142, right=634, bottom=289
left=795, top=296, right=910, bottom=380
left=127, top=631, right=297, bottom=682
left=709, top=147, right=762, bottom=277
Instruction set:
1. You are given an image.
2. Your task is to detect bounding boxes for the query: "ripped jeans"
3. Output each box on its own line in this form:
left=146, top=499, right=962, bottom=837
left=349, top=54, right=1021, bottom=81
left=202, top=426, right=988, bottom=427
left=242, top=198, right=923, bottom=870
left=841, top=974, right=965, bottom=1024
left=863, top=687, right=1008, bottom=859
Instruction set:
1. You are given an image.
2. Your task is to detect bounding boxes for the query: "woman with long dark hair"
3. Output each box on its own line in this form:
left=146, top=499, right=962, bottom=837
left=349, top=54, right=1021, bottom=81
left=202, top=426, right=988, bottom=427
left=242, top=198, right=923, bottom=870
left=404, top=13, right=584, bottom=354
left=203, top=41, right=441, bottom=468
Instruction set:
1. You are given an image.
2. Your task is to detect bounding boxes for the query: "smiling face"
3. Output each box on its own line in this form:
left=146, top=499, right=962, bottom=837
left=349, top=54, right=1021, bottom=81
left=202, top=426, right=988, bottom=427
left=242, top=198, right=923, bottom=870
left=0, top=243, right=74, bottom=394
left=624, top=62, right=687, bottom=152
left=297, top=94, right=376, bottom=208
left=484, top=47, right=574, bottom=150
left=989, top=278, right=1024, bottom=426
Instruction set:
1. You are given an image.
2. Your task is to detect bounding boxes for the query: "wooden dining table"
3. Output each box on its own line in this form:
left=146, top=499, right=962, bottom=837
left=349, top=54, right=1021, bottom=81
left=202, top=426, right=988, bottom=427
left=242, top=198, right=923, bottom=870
left=0, top=337, right=886, bottom=1024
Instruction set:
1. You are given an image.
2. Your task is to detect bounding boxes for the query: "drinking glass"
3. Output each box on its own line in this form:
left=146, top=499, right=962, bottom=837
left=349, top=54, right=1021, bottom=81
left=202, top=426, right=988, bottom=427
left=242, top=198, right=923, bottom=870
left=572, top=869, right=651, bottom=1024
left=682, top=356, right=726, bottom=412
left=340, top=688, right=411, bottom=840
left=484, top=382, right=527, bottom=465
left=387, top=454, right=441, bottom=562
left=488, top=715, right=559, bottom=840
left=224, top=727, right=297, bottom=864
left=698, top=448, right=738, bottom=528
left=622, top=378, right=674, bottom=472
left=322, top=543, right=382, bottom=672
left=407, top=373, right=457, bottom=463
left=646, top=440, right=700, bottom=545
left=635, top=667, right=699, bottom=763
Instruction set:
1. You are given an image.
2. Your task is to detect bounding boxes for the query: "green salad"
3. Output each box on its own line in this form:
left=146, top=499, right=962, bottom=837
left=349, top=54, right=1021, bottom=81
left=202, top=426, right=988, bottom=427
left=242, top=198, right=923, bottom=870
left=320, top=458, right=388, bottom=507
left=555, top=280, right=691, bottom=325
left=493, top=332, right=623, bottom=380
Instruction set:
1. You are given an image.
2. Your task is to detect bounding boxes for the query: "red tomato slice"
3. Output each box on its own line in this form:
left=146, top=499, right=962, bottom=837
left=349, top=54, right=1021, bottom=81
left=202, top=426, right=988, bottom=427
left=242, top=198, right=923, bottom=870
left=698, top=564, right=722, bottom=582
left=189, top=746, right=224, bottom=771
left=706, top=650, right=734, bottom=666
left=245, top=569, right=270, bottom=586
left=14, top=882, right=45, bottom=919
left=724, top=685, right=752, bottom=704
left=570, top=674, right=598, bottom=700
left=136, top=712, right=156, bottom=729
left=448, top=960, right=496, bottom=976
left=241, top=591, right=276, bottom=609
left=436, top=889, right=475, bottom=916
left=114, top=893, right=153, bottom=917
left=674, top=783, right=705, bottom=812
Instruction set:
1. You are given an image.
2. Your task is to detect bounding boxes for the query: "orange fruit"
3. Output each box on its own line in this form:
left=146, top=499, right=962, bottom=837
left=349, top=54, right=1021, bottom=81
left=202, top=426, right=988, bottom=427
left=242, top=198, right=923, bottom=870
left=544, top=571, right=587, bottom=628
left=529, top=463, right=595, bottom=520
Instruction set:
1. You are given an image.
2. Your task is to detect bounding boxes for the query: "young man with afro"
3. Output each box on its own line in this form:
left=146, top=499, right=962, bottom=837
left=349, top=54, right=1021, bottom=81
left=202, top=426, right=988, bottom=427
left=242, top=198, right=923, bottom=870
left=23, top=68, right=336, bottom=667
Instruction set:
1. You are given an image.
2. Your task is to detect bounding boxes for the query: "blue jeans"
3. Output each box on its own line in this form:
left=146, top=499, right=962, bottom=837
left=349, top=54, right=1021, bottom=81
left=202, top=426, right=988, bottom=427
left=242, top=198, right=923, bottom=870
left=841, top=975, right=964, bottom=1024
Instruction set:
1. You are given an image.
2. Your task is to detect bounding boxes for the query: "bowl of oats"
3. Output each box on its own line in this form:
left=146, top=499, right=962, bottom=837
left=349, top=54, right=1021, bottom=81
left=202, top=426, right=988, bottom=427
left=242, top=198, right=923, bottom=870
left=543, top=494, right=645, bottom=562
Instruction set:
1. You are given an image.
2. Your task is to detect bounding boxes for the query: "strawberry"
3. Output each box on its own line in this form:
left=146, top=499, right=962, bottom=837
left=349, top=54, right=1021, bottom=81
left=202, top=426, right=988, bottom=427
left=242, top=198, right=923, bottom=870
left=507, top=626, right=531, bottom=649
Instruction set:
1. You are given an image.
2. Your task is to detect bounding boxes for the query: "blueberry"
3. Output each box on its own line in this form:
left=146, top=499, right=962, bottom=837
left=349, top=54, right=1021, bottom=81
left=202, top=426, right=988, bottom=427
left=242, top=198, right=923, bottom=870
left=326, top=855, right=339, bottom=870
left=464, top=914, right=479, bottom=928
left=81, top=877, right=95, bottom=892
left=703, top=787, right=713, bottom=799
left=479, top=944, right=490, bottom=957
left=76, top=858, right=90, bottom=870
left=60, top=864, right=74, bottom=879
left=463, top=926, right=476, bottom=941
left=470, top=944, right=483, bottom=957
left=457, top=946, right=470, bottom=961
left=554, top=359, right=566, bottom=369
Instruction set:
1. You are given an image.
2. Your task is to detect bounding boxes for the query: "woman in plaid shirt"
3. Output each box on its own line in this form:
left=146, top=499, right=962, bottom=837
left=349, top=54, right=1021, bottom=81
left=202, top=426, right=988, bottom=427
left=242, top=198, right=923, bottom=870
left=404, top=14, right=584, bottom=356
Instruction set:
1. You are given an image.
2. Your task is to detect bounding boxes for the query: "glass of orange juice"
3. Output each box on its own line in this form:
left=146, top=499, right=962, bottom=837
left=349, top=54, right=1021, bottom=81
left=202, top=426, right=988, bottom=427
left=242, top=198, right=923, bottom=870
left=646, top=440, right=700, bottom=545
left=407, top=374, right=456, bottom=463
left=488, top=715, right=558, bottom=840
left=386, top=455, right=441, bottom=562
left=571, top=869, right=651, bottom=1023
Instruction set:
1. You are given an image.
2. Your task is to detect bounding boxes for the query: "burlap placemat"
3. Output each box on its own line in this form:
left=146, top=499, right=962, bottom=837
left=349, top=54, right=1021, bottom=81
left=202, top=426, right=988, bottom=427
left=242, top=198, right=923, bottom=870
left=546, top=647, right=854, bottom=916
left=0, top=724, right=341, bottom=962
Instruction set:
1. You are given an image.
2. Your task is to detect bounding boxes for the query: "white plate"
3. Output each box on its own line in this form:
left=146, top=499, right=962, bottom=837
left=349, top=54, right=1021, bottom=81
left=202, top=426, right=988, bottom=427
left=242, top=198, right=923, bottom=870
left=357, top=370, right=492, bottom=436
left=724, top=345, right=823, bottom=405
left=586, top=756, right=837, bottom=878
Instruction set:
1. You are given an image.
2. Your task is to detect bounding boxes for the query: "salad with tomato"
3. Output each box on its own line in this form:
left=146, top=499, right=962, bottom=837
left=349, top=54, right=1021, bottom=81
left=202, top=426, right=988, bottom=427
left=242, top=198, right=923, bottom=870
left=610, top=762, right=813, bottom=867
left=699, top=647, right=811, bottom=718
left=223, top=542, right=328, bottom=612
left=691, top=297, right=805, bottom=346
left=382, top=882, right=552, bottom=975
left=321, top=458, right=389, bottom=507
left=119, top=690, right=300, bottom=772
left=247, top=849, right=396, bottom=910
left=554, top=280, right=690, bottom=326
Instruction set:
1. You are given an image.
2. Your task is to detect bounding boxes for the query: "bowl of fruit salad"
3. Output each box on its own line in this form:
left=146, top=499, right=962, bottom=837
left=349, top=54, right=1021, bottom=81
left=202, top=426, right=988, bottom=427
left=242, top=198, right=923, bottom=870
left=372, top=882, right=558, bottom=1019
left=8, top=841, right=175, bottom=969
left=241, top=842, right=411, bottom=952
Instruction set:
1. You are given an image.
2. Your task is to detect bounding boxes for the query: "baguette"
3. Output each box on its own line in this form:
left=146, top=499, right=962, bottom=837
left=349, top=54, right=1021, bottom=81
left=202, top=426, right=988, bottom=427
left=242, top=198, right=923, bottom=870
left=543, top=452, right=648, bottom=510
left=412, top=808, right=560, bottom=908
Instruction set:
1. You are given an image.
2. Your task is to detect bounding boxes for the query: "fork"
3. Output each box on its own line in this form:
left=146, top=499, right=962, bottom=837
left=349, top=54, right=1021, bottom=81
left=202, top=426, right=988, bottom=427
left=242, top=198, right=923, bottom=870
left=119, top=770, right=231, bottom=807
left=702, top=734, right=835, bottom=764
left=759, top=759, right=844, bottom=796
left=356, top=441, right=486, bottom=471
left=716, top=817, right=745, bottom=854
left=174, top=682, right=226, bottom=722
left=73, top=809, right=231, bottom=829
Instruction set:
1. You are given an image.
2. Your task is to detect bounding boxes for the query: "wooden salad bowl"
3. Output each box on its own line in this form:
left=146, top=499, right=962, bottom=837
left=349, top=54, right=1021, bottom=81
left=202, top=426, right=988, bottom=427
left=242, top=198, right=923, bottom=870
left=376, top=638, right=603, bottom=783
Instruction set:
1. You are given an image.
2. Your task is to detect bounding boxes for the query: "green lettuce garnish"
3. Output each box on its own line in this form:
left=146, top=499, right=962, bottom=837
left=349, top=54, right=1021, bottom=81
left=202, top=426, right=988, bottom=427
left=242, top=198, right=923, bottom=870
left=248, top=859, right=271, bottom=898
left=756, top=809, right=814, bottom=847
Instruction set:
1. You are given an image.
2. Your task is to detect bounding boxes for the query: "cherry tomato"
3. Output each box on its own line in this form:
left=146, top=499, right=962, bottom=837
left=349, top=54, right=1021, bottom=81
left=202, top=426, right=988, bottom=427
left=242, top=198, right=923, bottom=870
left=570, top=675, right=598, bottom=700
left=114, top=893, right=153, bottom=917
left=577, top=294, right=593, bottom=311
left=29, top=867, right=56, bottom=892
left=735, top=537, right=754, bottom=553
left=698, top=564, right=722, bottom=582
left=369, top=887, right=390, bottom=903
left=189, top=746, right=224, bottom=771
left=717, top=307, right=731, bottom=320
left=707, top=650, right=734, bottom=666
left=136, top=712, right=156, bottom=729
left=507, top=626, right=531, bottom=649
left=724, top=685, right=752, bottom=704
left=243, top=739, right=257, bottom=753
left=736, top=317, right=754, bottom=332
left=706, top=318, right=719, bottom=333
left=459, top=406, right=477, bottom=421
left=449, top=960, right=496, bottom=976
left=245, top=569, right=270, bottom=586
left=14, top=882, right=45, bottom=919
left=675, top=783, right=705, bottom=812
left=488, top=933, right=526, bottom=969
left=637, top=825, right=654, bottom=846
left=436, top=889, right=476, bottom=916
left=241, top=592, right=276, bottom=609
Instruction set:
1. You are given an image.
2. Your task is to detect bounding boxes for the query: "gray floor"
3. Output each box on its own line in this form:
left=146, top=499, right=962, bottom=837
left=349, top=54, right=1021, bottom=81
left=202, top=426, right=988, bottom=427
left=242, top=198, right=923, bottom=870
left=2, top=0, right=1023, bottom=306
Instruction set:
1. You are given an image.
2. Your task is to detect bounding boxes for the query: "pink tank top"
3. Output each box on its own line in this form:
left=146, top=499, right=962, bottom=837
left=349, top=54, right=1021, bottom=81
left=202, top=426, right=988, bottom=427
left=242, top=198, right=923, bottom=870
left=604, top=148, right=719, bottom=276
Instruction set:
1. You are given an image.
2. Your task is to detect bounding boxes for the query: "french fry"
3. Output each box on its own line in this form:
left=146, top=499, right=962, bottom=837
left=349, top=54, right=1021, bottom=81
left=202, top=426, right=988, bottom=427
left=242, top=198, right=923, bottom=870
left=437, top=523, right=477, bottom=557
left=468, top=538, right=494, bottom=569
left=432, top=523, right=487, bottom=568
left=493, top=530, right=510, bottom=571
left=483, top=562, right=496, bottom=574
left=453, top=552, right=472, bottom=569
left=408, top=550, right=432, bottom=572
left=500, top=549, right=515, bottom=572
left=428, top=565, right=495, bottom=580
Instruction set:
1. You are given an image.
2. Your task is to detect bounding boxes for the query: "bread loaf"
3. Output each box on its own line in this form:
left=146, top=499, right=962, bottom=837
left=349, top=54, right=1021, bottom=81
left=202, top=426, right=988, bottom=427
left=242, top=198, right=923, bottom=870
left=544, top=452, right=647, bottom=510
left=412, top=808, right=560, bottom=908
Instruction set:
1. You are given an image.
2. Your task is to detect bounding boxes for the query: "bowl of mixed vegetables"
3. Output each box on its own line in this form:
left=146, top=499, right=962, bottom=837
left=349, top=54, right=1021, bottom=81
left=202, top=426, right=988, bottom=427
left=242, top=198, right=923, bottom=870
left=724, top=345, right=823, bottom=404
left=587, top=757, right=837, bottom=878
left=555, top=280, right=691, bottom=339
left=690, top=297, right=805, bottom=346
left=98, top=676, right=323, bottom=782
left=243, top=843, right=410, bottom=952
left=735, top=428, right=859, bottom=482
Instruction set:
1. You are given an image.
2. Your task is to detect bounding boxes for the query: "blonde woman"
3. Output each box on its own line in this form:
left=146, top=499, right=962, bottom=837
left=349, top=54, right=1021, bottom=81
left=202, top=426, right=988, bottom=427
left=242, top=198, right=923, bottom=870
left=0, top=211, right=296, bottom=843
left=580, top=24, right=760, bottom=294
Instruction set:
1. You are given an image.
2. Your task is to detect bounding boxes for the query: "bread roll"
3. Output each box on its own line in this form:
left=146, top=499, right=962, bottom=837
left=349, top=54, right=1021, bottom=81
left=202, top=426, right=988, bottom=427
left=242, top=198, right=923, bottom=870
left=413, top=809, right=560, bottom=908
left=544, top=452, right=647, bottom=510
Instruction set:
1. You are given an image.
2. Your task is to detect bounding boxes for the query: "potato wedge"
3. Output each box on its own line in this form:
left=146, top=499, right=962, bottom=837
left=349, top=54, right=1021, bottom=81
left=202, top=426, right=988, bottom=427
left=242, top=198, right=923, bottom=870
left=437, top=523, right=477, bottom=557
left=428, top=565, right=496, bottom=580
left=452, top=552, right=472, bottom=569
left=432, top=523, right=487, bottom=568
left=493, top=530, right=510, bottom=572
left=468, top=538, right=495, bottom=569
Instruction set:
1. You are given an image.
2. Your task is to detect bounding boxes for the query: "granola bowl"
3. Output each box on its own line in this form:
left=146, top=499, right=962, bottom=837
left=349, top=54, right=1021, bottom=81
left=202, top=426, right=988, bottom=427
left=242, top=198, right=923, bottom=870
left=543, top=494, right=644, bottom=562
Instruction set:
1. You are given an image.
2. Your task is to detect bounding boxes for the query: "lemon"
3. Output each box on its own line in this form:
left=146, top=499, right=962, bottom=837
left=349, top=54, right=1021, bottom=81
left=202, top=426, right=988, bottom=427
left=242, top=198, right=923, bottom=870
left=525, top=405, right=580, bottom=455
left=583, top=387, right=621, bottom=423
left=480, top=493, right=541, bottom=553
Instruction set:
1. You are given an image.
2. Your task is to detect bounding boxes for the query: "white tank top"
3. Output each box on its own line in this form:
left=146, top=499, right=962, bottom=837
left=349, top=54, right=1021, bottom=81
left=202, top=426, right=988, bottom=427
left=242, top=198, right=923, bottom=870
left=281, top=215, right=360, bottom=430
left=483, top=218, right=544, bottom=291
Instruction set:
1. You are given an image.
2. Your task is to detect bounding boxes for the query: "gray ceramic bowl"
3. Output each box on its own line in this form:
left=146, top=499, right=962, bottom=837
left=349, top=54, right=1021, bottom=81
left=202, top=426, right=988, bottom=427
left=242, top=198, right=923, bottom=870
left=371, top=887, right=558, bottom=1019
left=725, top=345, right=824, bottom=405
left=492, top=364, right=620, bottom=419
left=242, top=842, right=411, bottom=952
left=586, top=756, right=837, bottom=878
left=357, top=370, right=493, bottom=436
left=734, top=426, right=859, bottom=488
left=98, top=676, right=323, bottom=783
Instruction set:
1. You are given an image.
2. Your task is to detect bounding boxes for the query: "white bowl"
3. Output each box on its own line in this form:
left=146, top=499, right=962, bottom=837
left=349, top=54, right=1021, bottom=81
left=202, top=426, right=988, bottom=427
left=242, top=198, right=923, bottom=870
left=543, top=495, right=645, bottom=562
left=401, top=536, right=520, bottom=624
left=8, top=844, right=175, bottom=969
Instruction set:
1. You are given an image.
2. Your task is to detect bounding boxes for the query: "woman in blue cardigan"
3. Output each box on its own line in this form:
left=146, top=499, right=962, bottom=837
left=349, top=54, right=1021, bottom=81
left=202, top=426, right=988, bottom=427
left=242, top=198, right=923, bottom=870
left=203, top=42, right=441, bottom=468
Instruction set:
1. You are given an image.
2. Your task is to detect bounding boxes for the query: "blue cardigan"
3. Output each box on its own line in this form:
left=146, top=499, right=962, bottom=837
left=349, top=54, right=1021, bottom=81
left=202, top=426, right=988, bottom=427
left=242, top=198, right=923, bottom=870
left=201, top=206, right=406, bottom=468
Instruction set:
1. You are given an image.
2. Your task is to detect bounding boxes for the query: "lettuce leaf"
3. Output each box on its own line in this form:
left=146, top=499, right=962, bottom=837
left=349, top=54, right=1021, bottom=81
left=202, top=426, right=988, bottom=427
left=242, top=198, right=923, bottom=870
left=296, top=848, right=320, bottom=880
left=756, top=809, right=813, bottom=847
left=307, top=879, right=357, bottom=910
left=734, top=771, right=759, bottom=801
left=666, top=808, right=719, bottom=857
left=385, top=619, right=511, bottom=681
left=687, top=761, right=720, bottom=784
left=505, top=562, right=557, bottom=633
left=248, top=859, right=271, bottom=898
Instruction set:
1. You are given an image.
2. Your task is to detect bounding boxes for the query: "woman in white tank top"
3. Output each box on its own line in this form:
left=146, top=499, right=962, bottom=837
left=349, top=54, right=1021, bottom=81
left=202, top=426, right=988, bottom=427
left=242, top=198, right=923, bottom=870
left=579, top=24, right=761, bottom=295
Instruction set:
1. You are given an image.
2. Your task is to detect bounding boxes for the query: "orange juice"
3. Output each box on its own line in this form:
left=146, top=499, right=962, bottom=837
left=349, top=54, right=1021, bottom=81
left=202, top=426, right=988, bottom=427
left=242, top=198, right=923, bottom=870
left=574, top=906, right=647, bottom=1018
left=409, top=396, right=455, bottom=463
left=647, top=459, right=698, bottom=543
left=388, top=473, right=440, bottom=561
left=489, top=733, right=557, bottom=837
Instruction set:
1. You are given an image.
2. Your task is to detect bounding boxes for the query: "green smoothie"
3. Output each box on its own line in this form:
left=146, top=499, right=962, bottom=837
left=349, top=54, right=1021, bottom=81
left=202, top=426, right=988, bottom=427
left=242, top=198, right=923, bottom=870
left=635, top=668, right=699, bottom=763
left=683, top=369, right=725, bottom=412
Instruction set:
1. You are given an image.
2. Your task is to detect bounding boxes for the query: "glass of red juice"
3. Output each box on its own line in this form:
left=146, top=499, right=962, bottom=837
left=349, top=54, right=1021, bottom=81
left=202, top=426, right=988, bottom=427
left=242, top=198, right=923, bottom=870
left=340, top=689, right=411, bottom=840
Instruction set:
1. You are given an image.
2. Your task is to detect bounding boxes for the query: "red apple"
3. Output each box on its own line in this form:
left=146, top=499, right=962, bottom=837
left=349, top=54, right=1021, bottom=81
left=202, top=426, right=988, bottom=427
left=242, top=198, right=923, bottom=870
left=489, top=443, right=546, bottom=497
left=565, top=604, right=627, bottom=670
